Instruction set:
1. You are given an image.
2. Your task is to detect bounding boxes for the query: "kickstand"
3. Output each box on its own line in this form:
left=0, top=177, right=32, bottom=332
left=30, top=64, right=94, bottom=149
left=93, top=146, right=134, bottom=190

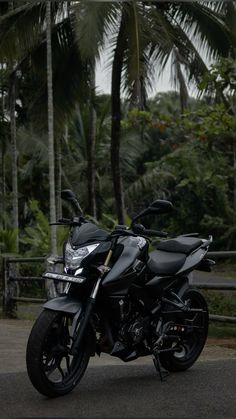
left=152, top=351, right=169, bottom=382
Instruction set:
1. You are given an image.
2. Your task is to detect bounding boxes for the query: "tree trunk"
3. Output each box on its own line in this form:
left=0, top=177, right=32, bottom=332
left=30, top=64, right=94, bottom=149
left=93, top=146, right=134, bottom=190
left=233, top=133, right=236, bottom=209
left=46, top=1, right=57, bottom=298
left=46, top=1, right=57, bottom=253
left=0, top=63, right=6, bottom=229
left=1, top=63, right=5, bottom=119
left=1, top=144, right=6, bottom=230
left=55, top=135, right=62, bottom=220
left=87, top=64, right=97, bottom=219
left=8, top=3, right=19, bottom=251
left=111, top=12, right=127, bottom=224
left=9, top=71, right=19, bottom=252
left=173, top=47, right=189, bottom=114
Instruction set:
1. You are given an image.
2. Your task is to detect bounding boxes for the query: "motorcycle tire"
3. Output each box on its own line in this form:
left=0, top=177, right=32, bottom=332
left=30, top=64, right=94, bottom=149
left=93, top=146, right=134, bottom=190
left=26, top=308, right=91, bottom=398
left=159, top=289, right=209, bottom=372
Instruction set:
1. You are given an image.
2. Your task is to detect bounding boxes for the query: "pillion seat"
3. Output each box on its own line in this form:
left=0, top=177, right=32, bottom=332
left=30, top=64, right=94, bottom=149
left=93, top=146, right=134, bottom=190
left=147, top=236, right=203, bottom=275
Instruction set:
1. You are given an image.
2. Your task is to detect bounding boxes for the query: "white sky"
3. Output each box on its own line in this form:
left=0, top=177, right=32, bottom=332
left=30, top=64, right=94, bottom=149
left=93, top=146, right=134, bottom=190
left=96, top=53, right=173, bottom=98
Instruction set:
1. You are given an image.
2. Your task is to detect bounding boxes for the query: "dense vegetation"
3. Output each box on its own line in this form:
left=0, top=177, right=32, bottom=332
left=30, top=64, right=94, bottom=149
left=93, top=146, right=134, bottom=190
left=0, top=1, right=236, bottom=258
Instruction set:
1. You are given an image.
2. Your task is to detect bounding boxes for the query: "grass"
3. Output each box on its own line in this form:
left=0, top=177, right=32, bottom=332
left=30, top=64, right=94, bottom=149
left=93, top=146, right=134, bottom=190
left=210, top=261, right=236, bottom=278
left=0, top=303, right=42, bottom=320
left=202, top=290, right=236, bottom=317
left=17, top=303, right=43, bottom=320
left=208, top=322, right=236, bottom=339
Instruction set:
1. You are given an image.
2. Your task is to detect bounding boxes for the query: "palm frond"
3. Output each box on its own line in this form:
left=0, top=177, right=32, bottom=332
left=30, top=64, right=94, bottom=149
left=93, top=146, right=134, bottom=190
left=125, top=164, right=174, bottom=207
left=16, top=17, right=89, bottom=130
left=0, top=1, right=63, bottom=62
left=72, top=0, right=120, bottom=61
left=172, top=2, right=231, bottom=60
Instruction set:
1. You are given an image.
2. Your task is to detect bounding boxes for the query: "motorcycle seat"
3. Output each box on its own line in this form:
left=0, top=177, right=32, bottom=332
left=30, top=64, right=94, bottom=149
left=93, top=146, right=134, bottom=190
left=147, top=250, right=186, bottom=275
left=156, top=236, right=203, bottom=255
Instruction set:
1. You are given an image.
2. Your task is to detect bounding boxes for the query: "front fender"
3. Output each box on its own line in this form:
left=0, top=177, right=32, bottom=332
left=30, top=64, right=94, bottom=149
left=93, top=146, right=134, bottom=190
left=43, top=296, right=96, bottom=356
left=43, top=295, right=83, bottom=314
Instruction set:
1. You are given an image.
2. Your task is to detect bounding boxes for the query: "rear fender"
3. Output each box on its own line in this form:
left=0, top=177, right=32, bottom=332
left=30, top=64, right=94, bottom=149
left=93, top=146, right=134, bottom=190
left=170, top=276, right=190, bottom=299
left=196, top=258, right=215, bottom=272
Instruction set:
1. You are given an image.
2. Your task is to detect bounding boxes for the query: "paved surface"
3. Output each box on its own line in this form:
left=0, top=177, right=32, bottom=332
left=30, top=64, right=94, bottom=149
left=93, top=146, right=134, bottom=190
left=0, top=319, right=236, bottom=417
left=192, top=271, right=236, bottom=286
left=0, top=360, right=236, bottom=418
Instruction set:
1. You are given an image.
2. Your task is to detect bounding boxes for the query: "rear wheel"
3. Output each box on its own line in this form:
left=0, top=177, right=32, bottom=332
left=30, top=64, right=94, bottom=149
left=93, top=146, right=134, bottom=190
left=159, top=289, right=208, bottom=372
left=26, top=309, right=91, bottom=397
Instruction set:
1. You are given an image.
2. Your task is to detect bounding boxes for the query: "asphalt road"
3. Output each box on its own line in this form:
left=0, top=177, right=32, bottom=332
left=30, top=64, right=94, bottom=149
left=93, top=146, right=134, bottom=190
left=192, top=271, right=236, bottom=286
left=0, top=360, right=236, bottom=418
left=1, top=318, right=236, bottom=418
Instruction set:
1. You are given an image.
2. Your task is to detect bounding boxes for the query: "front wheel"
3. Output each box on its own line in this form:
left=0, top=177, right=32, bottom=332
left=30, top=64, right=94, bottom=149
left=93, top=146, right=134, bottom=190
left=159, top=289, right=209, bottom=372
left=26, top=309, right=91, bottom=397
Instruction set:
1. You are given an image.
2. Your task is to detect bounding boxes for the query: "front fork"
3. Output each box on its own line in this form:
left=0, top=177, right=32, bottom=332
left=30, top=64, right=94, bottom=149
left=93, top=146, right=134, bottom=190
left=71, top=249, right=113, bottom=355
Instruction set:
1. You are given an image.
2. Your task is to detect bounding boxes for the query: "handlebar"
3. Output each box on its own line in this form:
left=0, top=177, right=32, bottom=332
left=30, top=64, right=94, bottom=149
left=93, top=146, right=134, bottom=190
left=51, top=218, right=167, bottom=239
left=50, top=217, right=83, bottom=226
left=132, top=223, right=167, bottom=238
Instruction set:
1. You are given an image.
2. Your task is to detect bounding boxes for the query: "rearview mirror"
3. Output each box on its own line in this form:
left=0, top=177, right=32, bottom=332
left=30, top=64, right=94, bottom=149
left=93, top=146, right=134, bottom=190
left=131, top=199, right=173, bottom=225
left=61, top=189, right=77, bottom=201
left=61, top=189, right=83, bottom=216
left=149, top=200, right=173, bottom=214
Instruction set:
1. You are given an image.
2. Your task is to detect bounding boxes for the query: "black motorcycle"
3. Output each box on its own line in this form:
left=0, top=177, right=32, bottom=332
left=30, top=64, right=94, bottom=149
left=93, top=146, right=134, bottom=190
left=26, top=190, right=214, bottom=398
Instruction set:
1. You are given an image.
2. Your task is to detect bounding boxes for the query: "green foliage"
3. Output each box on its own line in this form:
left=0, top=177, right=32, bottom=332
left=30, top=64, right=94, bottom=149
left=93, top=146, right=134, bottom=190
left=208, top=323, right=236, bottom=338
left=178, top=103, right=236, bottom=148
left=121, top=78, right=236, bottom=249
left=122, top=108, right=152, bottom=130
left=0, top=228, right=18, bottom=254
left=199, top=57, right=236, bottom=96
left=203, top=290, right=236, bottom=317
left=162, top=94, right=236, bottom=247
left=22, top=200, right=68, bottom=257
left=125, top=128, right=235, bottom=248
left=22, top=200, right=50, bottom=256
left=198, top=290, right=236, bottom=337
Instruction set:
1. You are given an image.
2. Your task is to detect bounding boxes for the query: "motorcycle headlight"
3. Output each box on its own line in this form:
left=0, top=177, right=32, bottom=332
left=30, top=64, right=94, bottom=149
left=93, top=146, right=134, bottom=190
left=64, top=242, right=100, bottom=269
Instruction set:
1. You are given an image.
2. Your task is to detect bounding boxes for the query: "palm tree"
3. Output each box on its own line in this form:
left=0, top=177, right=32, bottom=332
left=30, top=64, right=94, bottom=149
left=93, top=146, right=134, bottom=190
left=0, top=63, right=8, bottom=230
left=6, top=1, right=19, bottom=252
left=55, top=134, right=62, bottom=220
left=46, top=1, right=57, bottom=298
left=9, top=68, right=19, bottom=251
left=110, top=7, right=127, bottom=224
left=46, top=1, right=57, bottom=257
left=87, top=62, right=97, bottom=218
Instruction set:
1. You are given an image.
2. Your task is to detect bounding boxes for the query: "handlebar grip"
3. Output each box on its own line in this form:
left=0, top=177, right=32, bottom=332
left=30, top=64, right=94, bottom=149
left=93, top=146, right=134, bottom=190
left=50, top=218, right=72, bottom=226
left=58, top=218, right=71, bottom=223
left=131, top=224, right=167, bottom=238
left=144, top=229, right=168, bottom=238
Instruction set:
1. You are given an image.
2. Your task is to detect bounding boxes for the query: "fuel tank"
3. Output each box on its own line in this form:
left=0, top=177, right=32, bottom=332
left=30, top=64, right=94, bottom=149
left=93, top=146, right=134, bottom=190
left=102, top=236, right=147, bottom=294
